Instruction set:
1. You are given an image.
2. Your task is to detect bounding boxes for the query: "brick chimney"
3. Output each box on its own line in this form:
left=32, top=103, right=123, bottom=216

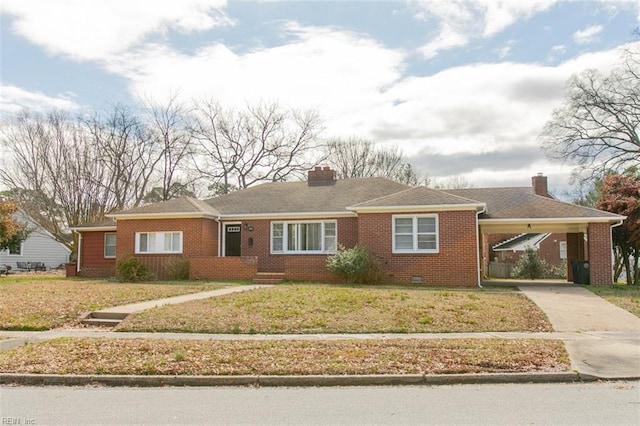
left=532, top=173, right=550, bottom=198
left=307, top=166, right=336, bottom=186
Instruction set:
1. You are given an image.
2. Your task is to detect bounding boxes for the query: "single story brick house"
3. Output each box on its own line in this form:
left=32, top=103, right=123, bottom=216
left=71, top=168, right=624, bottom=286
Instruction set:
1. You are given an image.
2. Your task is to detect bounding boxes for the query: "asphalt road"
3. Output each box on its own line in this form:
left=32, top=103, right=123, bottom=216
left=1, top=381, right=639, bottom=425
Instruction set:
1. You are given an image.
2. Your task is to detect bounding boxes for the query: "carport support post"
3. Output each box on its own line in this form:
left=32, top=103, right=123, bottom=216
left=566, top=232, right=585, bottom=283
left=587, top=223, right=614, bottom=286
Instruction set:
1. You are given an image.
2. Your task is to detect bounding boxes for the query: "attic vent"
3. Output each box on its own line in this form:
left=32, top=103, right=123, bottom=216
left=307, top=166, right=336, bottom=186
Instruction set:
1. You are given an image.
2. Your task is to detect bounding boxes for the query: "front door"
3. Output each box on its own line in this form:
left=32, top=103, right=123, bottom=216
left=225, top=224, right=241, bottom=256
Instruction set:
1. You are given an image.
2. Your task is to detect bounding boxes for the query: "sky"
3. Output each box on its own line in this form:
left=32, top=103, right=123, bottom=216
left=1, top=0, right=639, bottom=195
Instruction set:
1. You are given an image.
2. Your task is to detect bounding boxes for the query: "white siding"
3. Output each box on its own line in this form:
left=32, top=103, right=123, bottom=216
left=0, top=212, right=71, bottom=270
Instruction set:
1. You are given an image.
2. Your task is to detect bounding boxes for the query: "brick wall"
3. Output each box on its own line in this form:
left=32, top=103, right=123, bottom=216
left=79, top=231, right=116, bottom=268
left=357, top=211, right=479, bottom=286
left=236, top=217, right=358, bottom=274
left=190, top=256, right=258, bottom=280
left=116, top=218, right=218, bottom=258
left=78, top=266, right=116, bottom=278
left=284, top=256, right=340, bottom=283
left=588, top=223, right=613, bottom=286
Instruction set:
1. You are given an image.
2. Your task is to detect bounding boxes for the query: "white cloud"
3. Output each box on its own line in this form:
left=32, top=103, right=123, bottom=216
left=1, top=0, right=231, bottom=61
left=105, top=23, right=405, bottom=137
left=0, top=85, right=79, bottom=114
left=572, top=24, right=603, bottom=45
left=413, top=0, right=558, bottom=58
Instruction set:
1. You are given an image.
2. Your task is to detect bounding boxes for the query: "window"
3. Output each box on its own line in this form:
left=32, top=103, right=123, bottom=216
left=392, top=215, right=439, bottom=253
left=104, top=233, right=116, bottom=258
left=559, top=241, right=567, bottom=260
left=135, top=232, right=182, bottom=254
left=8, top=242, right=22, bottom=256
left=271, top=221, right=337, bottom=254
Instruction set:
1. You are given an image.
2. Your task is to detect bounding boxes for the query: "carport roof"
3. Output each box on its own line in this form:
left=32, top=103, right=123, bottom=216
left=443, top=187, right=622, bottom=220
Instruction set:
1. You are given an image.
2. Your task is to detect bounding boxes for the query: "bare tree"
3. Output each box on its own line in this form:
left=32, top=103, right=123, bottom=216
left=541, top=47, right=640, bottom=178
left=83, top=104, right=159, bottom=210
left=433, top=175, right=472, bottom=189
left=324, top=137, right=427, bottom=185
left=191, top=100, right=324, bottom=194
left=143, top=94, right=197, bottom=202
left=0, top=110, right=110, bottom=247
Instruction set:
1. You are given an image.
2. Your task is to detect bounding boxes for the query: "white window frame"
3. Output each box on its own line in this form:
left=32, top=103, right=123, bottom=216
left=104, top=233, right=116, bottom=258
left=392, top=214, right=439, bottom=254
left=7, top=242, right=23, bottom=256
left=135, top=231, right=183, bottom=254
left=559, top=241, right=567, bottom=260
left=270, top=220, right=337, bottom=254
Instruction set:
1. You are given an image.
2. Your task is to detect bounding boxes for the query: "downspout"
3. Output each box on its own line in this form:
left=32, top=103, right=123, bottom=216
left=76, top=231, right=82, bottom=273
left=610, top=219, right=625, bottom=283
left=476, top=206, right=487, bottom=288
left=217, top=217, right=222, bottom=257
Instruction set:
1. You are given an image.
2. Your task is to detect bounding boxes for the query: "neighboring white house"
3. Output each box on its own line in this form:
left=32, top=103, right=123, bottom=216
left=0, top=210, right=71, bottom=270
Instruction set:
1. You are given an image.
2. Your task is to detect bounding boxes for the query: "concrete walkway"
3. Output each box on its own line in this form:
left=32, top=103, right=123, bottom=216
left=93, top=284, right=273, bottom=315
left=518, top=285, right=640, bottom=379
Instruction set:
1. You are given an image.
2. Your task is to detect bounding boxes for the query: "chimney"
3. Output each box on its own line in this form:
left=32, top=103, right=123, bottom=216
left=532, top=173, right=550, bottom=198
left=308, top=166, right=336, bottom=186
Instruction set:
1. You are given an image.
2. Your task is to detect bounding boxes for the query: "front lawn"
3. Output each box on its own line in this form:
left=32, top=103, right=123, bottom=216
left=118, top=284, right=553, bottom=333
left=0, top=276, right=224, bottom=330
left=587, top=285, right=640, bottom=317
left=0, top=337, right=569, bottom=376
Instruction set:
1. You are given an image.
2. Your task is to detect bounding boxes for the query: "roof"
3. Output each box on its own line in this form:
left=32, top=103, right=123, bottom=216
left=492, top=233, right=549, bottom=251
left=444, top=187, right=623, bottom=221
left=349, top=186, right=485, bottom=212
left=109, top=197, right=219, bottom=219
left=69, top=218, right=117, bottom=231
left=204, top=177, right=410, bottom=216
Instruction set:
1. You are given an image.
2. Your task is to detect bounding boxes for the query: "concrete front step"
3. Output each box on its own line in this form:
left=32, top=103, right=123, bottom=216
left=81, top=311, right=129, bottom=327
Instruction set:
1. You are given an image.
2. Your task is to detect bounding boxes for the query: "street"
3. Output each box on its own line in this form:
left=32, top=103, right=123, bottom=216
left=1, top=381, right=639, bottom=425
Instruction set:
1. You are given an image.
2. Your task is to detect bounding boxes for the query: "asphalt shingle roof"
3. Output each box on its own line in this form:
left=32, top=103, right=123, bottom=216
left=112, top=197, right=219, bottom=216
left=444, top=187, right=622, bottom=220
left=205, top=177, right=411, bottom=215
left=350, top=186, right=482, bottom=208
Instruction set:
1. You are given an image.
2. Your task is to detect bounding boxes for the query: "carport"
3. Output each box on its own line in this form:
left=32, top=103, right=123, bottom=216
left=445, top=175, right=625, bottom=286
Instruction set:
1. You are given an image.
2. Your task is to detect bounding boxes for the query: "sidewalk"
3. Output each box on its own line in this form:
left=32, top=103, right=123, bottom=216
left=1, top=283, right=639, bottom=386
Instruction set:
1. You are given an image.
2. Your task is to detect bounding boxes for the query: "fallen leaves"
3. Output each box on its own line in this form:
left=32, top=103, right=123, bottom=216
left=118, top=285, right=553, bottom=334
left=0, top=278, right=224, bottom=330
left=0, top=337, right=569, bottom=376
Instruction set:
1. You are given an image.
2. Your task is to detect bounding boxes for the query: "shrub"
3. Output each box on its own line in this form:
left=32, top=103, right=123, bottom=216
left=510, top=247, right=547, bottom=280
left=164, top=257, right=190, bottom=281
left=116, top=255, right=150, bottom=282
left=327, top=245, right=386, bottom=284
left=545, top=260, right=568, bottom=279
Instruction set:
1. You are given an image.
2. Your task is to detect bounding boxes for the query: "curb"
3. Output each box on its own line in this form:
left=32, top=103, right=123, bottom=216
left=0, top=372, right=597, bottom=388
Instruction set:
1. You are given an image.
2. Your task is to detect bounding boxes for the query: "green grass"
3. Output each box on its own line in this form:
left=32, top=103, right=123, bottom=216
left=0, top=277, right=225, bottom=330
left=118, top=284, right=553, bottom=333
left=587, top=284, right=640, bottom=317
left=0, top=337, right=569, bottom=376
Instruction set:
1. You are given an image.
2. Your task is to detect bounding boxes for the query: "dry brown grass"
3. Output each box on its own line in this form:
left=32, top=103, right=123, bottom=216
left=118, top=284, right=552, bottom=334
left=588, top=285, right=640, bottom=317
left=0, top=276, right=224, bottom=330
left=0, top=337, right=569, bottom=376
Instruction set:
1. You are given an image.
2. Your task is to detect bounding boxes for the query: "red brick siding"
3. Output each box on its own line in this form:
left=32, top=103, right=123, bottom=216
left=284, top=256, right=340, bottom=283
left=235, top=217, right=358, bottom=274
left=116, top=218, right=218, bottom=258
left=190, top=256, right=258, bottom=280
left=588, top=223, right=613, bottom=286
left=357, top=211, right=479, bottom=286
left=79, top=231, right=116, bottom=272
left=78, top=267, right=116, bottom=278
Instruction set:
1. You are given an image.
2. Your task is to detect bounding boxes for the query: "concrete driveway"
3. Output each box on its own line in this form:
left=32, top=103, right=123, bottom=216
left=518, top=285, right=640, bottom=379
